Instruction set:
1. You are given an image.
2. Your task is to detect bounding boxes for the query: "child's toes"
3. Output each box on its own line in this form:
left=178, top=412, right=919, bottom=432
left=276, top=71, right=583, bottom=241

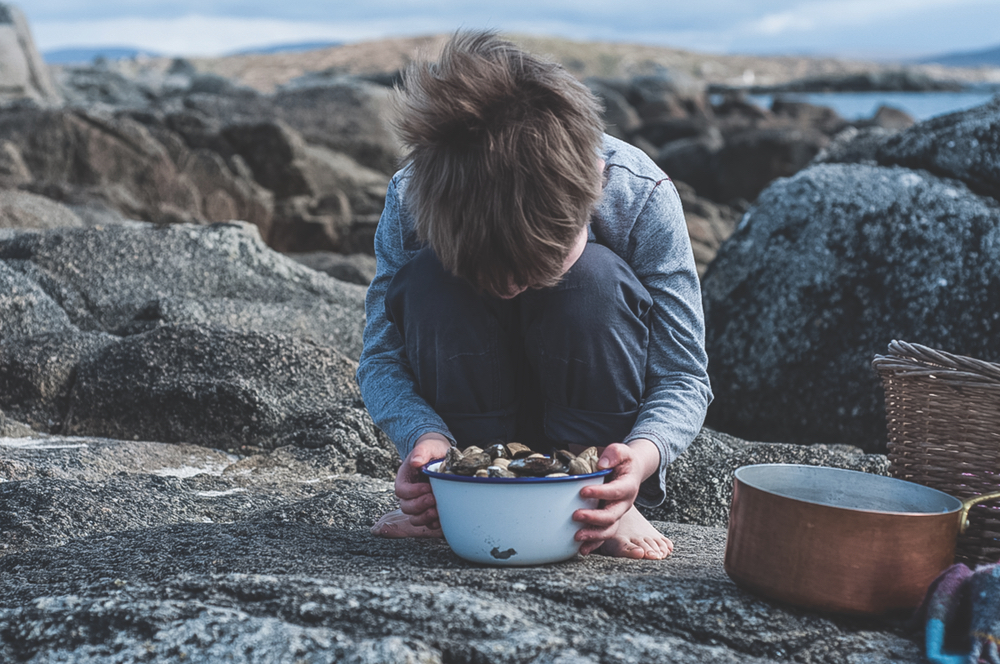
left=648, top=537, right=673, bottom=559
left=641, top=538, right=666, bottom=559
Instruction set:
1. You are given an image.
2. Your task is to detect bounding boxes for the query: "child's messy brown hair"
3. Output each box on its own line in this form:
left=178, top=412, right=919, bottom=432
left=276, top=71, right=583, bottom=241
left=394, top=31, right=605, bottom=298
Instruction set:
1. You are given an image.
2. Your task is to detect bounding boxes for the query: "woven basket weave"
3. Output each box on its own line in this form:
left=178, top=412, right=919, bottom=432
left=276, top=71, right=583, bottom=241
left=873, top=340, right=1000, bottom=566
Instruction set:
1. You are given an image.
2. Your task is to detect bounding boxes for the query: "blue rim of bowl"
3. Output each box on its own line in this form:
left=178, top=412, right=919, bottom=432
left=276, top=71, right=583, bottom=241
left=422, top=458, right=612, bottom=483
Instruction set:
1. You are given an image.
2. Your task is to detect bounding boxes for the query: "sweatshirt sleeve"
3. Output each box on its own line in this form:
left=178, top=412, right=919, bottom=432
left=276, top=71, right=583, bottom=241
left=356, top=175, right=456, bottom=459
left=622, top=178, right=713, bottom=507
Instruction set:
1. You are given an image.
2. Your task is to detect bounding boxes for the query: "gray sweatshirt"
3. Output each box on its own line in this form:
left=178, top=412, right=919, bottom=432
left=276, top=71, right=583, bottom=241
left=357, top=135, right=712, bottom=506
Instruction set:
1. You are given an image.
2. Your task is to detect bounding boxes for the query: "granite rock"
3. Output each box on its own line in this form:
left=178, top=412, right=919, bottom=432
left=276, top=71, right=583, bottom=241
left=0, top=223, right=371, bottom=448
left=0, top=428, right=920, bottom=663
left=0, top=4, right=60, bottom=105
left=701, top=162, right=1000, bottom=451
left=639, top=428, right=889, bottom=526
left=876, top=97, right=1000, bottom=202
left=0, top=189, right=84, bottom=229
left=273, top=77, right=401, bottom=175
left=290, top=251, right=379, bottom=286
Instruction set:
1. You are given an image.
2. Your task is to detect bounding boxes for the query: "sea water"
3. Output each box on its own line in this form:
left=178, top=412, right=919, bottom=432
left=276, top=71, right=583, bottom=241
left=721, top=90, right=999, bottom=121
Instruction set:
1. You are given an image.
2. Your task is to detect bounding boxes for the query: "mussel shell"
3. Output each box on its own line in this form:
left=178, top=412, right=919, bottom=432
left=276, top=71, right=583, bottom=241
left=451, top=450, right=491, bottom=476
left=486, top=443, right=510, bottom=461
left=508, top=456, right=567, bottom=477
left=506, top=442, right=534, bottom=459
left=487, top=465, right=517, bottom=478
left=552, top=448, right=576, bottom=465
left=442, top=447, right=463, bottom=473
left=568, top=457, right=597, bottom=476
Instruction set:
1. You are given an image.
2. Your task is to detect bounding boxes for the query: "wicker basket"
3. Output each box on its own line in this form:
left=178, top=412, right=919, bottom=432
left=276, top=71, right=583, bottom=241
left=873, top=340, right=1000, bottom=566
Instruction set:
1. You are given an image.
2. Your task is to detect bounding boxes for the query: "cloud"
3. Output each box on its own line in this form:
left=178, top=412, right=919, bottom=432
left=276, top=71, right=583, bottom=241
left=25, top=0, right=1000, bottom=59
left=32, top=15, right=438, bottom=56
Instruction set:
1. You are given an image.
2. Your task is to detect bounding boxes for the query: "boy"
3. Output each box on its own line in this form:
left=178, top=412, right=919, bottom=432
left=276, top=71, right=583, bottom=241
left=358, top=31, right=711, bottom=559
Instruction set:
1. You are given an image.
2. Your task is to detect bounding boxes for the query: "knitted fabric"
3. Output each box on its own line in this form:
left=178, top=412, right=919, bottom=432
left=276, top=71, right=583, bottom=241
left=919, top=562, right=1000, bottom=664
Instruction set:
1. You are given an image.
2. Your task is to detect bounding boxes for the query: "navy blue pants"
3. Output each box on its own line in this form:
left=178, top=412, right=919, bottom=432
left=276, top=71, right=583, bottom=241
left=386, top=243, right=652, bottom=451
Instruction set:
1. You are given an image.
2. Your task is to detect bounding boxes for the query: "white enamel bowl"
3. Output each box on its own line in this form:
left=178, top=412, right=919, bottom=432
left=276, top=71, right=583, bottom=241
left=423, top=459, right=612, bottom=566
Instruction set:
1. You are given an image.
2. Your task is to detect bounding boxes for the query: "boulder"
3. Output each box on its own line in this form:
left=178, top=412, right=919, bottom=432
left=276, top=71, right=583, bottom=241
left=658, top=124, right=828, bottom=205
left=869, top=105, right=916, bottom=131
left=626, top=72, right=710, bottom=124
left=711, top=93, right=773, bottom=128
left=673, top=180, right=740, bottom=276
left=0, top=222, right=365, bottom=348
left=273, top=77, right=402, bottom=175
left=0, top=190, right=84, bottom=229
left=219, top=121, right=318, bottom=199
left=268, top=193, right=352, bottom=253
left=701, top=162, right=1000, bottom=451
left=711, top=126, right=829, bottom=204
left=655, top=128, right=724, bottom=199
left=876, top=97, right=1000, bottom=201
left=750, top=70, right=964, bottom=93
left=0, top=223, right=369, bottom=439
left=0, top=259, right=78, bottom=342
left=0, top=4, right=60, bottom=104
left=586, top=79, right=641, bottom=141
left=53, top=65, right=156, bottom=109
left=63, top=324, right=375, bottom=455
left=289, top=251, right=378, bottom=286
left=0, top=407, right=31, bottom=437
left=175, top=148, right=273, bottom=231
left=0, top=139, right=31, bottom=187
left=639, top=428, right=889, bottom=526
left=0, top=330, right=114, bottom=430
left=636, top=116, right=710, bottom=149
left=220, top=120, right=388, bottom=252
left=0, top=107, right=274, bottom=233
left=812, top=126, right=899, bottom=166
left=770, top=98, right=848, bottom=136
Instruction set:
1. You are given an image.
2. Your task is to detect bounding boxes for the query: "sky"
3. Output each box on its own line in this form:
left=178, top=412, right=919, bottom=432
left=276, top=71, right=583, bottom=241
left=21, top=0, right=1000, bottom=61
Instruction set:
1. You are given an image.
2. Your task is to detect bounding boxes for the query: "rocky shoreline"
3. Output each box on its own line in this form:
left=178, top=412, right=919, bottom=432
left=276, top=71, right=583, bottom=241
left=2, top=4, right=999, bottom=662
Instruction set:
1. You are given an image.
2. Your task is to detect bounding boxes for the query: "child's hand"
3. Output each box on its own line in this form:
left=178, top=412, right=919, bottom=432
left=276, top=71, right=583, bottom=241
left=395, top=433, right=453, bottom=531
left=572, top=439, right=661, bottom=556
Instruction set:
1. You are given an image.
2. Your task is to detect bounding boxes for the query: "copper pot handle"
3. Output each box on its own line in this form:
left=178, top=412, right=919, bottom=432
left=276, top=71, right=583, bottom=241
left=959, top=491, right=1000, bottom=534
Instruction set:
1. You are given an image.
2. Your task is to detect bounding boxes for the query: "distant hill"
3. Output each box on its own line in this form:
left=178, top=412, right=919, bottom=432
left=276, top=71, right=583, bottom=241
left=191, top=34, right=1000, bottom=95
left=919, top=44, right=1000, bottom=68
left=43, top=47, right=160, bottom=65
left=226, top=41, right=342, bottom=56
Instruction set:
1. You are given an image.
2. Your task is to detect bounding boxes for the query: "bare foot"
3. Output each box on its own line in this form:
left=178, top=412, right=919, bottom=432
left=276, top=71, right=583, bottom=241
left=595, top=506, right=673, bottom=560
left=370, top=508, right=443, bottom=539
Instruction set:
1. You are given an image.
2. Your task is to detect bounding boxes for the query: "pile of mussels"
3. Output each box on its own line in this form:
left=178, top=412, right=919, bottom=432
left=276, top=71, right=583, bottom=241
left=438, top=443, right=601, bottom=479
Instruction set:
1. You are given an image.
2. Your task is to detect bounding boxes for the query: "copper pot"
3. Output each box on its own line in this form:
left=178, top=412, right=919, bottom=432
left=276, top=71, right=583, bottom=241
left=724, top=464, right=1000, bottom=615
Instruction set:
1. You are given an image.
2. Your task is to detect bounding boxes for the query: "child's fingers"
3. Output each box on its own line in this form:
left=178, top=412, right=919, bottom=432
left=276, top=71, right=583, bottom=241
left=395, top=477, right=434, bottom=500
left=400, top=491, right=437, bottom=515
left=407, top=507, right=439, bottom=527
left=573, top=498, right=631, bottom=529
left=578, top=539, right=606, bottom=556
left=574, top=519, right=618, bottom=545
left=409, top=452, right=433, bottom=468
left=579, top=480, right=634, bottom=502
left=596, top=442, right=630, bottom=470
left=396, top=482, right=437, bottom=514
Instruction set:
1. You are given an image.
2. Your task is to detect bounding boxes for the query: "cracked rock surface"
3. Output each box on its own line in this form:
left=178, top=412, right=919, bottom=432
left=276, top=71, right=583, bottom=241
left=0, top=429, right=923, bottom=663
